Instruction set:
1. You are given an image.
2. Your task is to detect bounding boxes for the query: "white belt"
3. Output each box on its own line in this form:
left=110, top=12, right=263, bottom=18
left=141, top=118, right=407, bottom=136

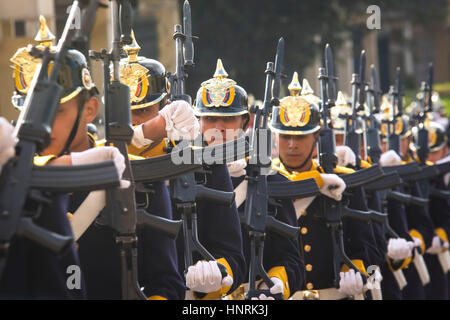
left=392, top=269, right=408, bottom=290
left=234, top=180, right=248, bottom=208
left=413, top=250, right=430, bottom=285
left=437, top=250, right=450, bottom=273
left=70, top=190, right=106, bottom=240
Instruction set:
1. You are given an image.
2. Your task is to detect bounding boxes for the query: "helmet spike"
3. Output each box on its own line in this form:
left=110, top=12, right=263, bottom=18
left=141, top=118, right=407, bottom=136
left=213, top=58, right=229, bottom=78
left=124, top=30, right=141, bottom=63
left=288, top=72, right=302, bottom=96
left=335, top=91, right=348, bottom=107
left=34, top=15, right=55, bottom=46
left=301, top=78, right=314, bottom=96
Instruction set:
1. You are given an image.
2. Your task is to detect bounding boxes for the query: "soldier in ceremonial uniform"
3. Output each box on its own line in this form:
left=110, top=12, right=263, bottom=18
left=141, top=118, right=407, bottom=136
left=330, top=92, right=416, bottom=300
left=118, top=34, right=245, bottom=299
left=0, top=16, right=123, bottom=299
left=268, top=73, right=381, bottom=300
left=65, top=32, right=187, bottom=300
left=194, top=63, right=306, bottom=300
left=411, top=121, right=450, bottom=299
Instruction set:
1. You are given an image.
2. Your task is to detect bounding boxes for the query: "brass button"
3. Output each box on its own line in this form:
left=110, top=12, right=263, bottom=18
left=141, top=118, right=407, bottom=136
left=301, top=227, right=308, bottom=235
left=304, top=245, right=311, bottom=252
left=306, top=264, right=313, bottom=271
left=306, top=283, right=314, bottom=290
left=301, top=209, right=306, bottom=216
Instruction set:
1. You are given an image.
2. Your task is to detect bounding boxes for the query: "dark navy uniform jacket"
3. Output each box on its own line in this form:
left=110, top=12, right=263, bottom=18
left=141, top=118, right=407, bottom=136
left=0, top=193, right=86, bottom=299
left=268, top=160, right=377, bottom=291
left=70, top=181, right=185, bottom=300
left=231, top=171, right=304, bottom=299
left=174, top=164, right=246, bottom=300
left=424, top=174, right=449, bottom=300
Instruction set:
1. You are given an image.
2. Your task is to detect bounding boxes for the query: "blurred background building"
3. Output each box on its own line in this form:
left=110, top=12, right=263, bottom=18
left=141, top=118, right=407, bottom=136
left=0, top=0, right=449, bottom=123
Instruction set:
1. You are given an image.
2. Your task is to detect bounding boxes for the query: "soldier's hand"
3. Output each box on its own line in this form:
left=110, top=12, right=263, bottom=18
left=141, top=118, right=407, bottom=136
left=338, top=269, right=364, bottom=297
left=159, top=100, right=200, bottom=141
left=227, top=159, right=247, bottom=177
left=257, top=277, right=284, bottom=297
left=387, top=238, right=415, bottom=261
left=379, top=150, right=402, bottom=166
left=186, top=260, right=233, bottom=293
left=335, top=145, right=356, bottom=167
left=0, top=117, right=16, bottom=174
left=319, top=174, right=346, bottom=201
left=71, top=146, right=126, bottom=179
left=251, top=293, right=275, bottom=300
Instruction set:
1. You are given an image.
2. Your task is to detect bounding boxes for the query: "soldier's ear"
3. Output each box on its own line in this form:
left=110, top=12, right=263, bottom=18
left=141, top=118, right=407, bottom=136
left=82, top=96, right=99, bottom=123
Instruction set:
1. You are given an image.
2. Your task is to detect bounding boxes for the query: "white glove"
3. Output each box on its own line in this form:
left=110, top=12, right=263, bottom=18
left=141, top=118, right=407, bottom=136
left=379, top=150, right=402, bottom=166
left=0, top=117, right=16, bottom=174
left=387, top=238, right=415, bottom=261
left=335, top=145, right=356, bottom=167
left=71, top=147, right=126, bottom=179
left=131, top=124, right=153, bottom=148
left=251, top=294, right=275, bottom=300
left=319, top=174, right=346, bottom=201
left=159, top=100, right=200, bottom=140
left=426, top=236, right=447, bottom=255
left=257, top=277, right=284, bottom=296
left=338, top=269, right=364, bottom=297
left=186, top=260, right=233, bottom=293
left=374, top=268, right=383, bottom=283
left=227, top=159, right=247, bottom=177
left=412, top=237, right=423, bottom=249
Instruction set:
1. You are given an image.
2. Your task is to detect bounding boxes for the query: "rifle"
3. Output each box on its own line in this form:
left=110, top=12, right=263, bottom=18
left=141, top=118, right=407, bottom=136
left=384, top=67, right=403, bottom=156
left=90, top=0, right=182, bottom=300
left=163, top=1, right=242, bottom=293
left=343, top=50, right=366, bottom=168
left=69, top=0, right=106, bottom=66
left=241, top=38, right=306, bottom=300
left=363, top=64, right=428, bottom=209
left=0, top=0, right=120, bottom=279
left=363, top=64, right=382, bottom=164
left=317, top=44, right=391, bottom=288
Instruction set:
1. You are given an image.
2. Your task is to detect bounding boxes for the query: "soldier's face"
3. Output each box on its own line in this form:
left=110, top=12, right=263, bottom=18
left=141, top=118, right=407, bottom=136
left=335, top=133, right=344, bottom=146
left=401, top=137, right=410, bottom=157
left=42, top=96, right=98, bottom=156
left=200, top=115, right=246, bottom=145
left=131, top=103, right=161, bottom=126
left=278, top=133, right=317, bottom=170
left=427, top=146, right=448, bottom=163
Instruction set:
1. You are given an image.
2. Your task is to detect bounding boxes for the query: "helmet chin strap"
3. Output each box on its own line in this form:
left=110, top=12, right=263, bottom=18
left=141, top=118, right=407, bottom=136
left=57, top=92, right=88, bottom=157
